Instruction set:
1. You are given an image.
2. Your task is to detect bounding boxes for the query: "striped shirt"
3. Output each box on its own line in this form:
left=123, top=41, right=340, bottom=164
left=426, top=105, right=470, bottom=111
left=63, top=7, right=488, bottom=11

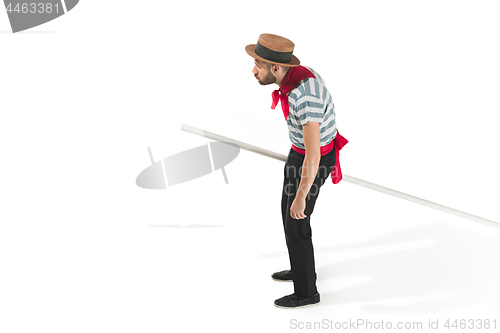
left=286, top=67, right=337, bottom=149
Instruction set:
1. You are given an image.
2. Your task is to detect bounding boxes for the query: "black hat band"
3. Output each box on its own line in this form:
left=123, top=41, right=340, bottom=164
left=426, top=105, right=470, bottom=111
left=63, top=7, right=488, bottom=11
left=255, top=42, right=293, bottom=64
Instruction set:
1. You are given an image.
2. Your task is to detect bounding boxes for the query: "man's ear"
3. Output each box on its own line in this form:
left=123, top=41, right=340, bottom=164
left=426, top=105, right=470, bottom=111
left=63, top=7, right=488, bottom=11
left=272, top=64, right=280, bottom=75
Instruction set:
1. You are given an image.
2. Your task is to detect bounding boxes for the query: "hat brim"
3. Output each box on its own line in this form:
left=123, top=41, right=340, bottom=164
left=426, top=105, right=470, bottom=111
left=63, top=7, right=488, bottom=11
left=245, top=44, right=300, bottom=67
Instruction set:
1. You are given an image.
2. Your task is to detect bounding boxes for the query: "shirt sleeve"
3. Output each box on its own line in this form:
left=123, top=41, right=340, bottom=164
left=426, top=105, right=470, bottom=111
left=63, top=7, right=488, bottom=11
left=294, top=82, right=325, bottom=125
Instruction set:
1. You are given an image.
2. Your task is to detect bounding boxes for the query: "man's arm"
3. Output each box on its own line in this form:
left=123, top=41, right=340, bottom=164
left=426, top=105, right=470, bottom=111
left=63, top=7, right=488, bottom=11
left=289, top=121, right=321, bottom=219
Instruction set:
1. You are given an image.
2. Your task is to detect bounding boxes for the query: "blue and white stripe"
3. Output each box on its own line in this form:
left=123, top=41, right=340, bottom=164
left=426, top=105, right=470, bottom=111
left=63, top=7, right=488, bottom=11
left=286, top=67, right=337, bottom=149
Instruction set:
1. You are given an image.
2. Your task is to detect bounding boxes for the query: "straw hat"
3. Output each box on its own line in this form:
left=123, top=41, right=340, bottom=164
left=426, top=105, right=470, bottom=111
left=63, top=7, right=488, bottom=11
left=245, top=33, right=300, bottom=67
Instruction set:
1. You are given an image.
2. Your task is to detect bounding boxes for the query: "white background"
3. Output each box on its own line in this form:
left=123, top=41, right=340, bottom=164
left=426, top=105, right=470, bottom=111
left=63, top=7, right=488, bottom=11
left=1, top=0, right=499, bottom=332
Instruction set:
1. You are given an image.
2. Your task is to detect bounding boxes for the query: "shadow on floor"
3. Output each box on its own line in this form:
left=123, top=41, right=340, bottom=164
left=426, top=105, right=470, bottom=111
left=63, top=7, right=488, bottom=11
left=262, top=223, right=500, bottom=313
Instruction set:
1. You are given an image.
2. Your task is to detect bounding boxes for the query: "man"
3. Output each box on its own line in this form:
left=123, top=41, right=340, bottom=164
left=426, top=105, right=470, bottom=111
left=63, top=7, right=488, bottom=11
left=245, top=33, right=347, bottom=308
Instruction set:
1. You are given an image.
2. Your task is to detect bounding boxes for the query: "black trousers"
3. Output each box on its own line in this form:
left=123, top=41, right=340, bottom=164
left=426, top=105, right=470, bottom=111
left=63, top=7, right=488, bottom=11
left=281, top=147, right=336, bottom=297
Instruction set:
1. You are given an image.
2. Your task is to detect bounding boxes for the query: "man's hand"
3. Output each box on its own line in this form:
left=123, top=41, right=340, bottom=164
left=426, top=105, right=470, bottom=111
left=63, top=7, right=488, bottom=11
left=290, top=197, right=307, bottom=220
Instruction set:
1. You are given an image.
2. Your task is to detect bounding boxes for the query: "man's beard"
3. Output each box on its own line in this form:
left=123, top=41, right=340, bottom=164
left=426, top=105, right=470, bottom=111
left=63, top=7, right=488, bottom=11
left=255, top=72, right=277, bottom=85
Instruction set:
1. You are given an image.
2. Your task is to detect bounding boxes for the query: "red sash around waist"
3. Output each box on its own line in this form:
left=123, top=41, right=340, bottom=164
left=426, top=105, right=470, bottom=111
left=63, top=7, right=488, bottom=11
left=291, top=132, right=348, bottom=184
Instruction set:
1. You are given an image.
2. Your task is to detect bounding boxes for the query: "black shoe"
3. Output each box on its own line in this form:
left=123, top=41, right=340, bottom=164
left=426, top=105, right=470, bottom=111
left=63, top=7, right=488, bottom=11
left=271, top=270, right=317, bottom=282
left=274, top=292, right=320, bottom=309
left=271, top=270, right=292, bottom=282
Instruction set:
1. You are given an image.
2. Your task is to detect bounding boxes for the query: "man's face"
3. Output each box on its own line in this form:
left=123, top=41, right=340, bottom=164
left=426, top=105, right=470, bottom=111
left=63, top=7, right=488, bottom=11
left=252, top=59, right=276, bottom=85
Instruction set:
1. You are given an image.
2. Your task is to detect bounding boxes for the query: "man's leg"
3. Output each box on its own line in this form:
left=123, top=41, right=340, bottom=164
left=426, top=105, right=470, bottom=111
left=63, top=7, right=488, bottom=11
left=281, top=148, right=335, bottom=298
left=279, top=149, right=296, bottom=280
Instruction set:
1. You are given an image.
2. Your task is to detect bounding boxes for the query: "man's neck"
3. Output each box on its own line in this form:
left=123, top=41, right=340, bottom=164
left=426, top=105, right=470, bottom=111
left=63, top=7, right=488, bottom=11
left=275, top=68, right=290, bottom=86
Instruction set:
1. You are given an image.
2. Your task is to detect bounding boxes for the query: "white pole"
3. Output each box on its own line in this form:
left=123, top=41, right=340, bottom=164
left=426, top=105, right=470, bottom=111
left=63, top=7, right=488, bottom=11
left=181, top=124, right=286, bottom=161
left=181, top=124, right=500, bottom=230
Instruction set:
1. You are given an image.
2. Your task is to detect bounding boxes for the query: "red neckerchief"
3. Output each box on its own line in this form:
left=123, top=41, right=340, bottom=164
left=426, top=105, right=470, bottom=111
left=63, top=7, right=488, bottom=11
left=272, top=66, right=348, bottom=184
left=271, top=65, right=315, bottom=120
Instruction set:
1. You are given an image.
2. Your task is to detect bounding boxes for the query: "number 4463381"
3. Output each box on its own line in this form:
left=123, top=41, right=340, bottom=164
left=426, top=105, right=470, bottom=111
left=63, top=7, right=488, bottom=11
left=6, top=3, right=60, bottom=14
left=444, top=319, right=496, bottom=330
